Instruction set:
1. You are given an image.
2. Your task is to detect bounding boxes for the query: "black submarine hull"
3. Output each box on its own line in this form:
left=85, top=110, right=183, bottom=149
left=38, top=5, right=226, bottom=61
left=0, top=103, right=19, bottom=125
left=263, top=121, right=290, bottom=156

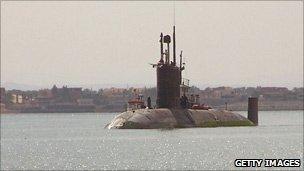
left=107, top=108, right=254, bottom=129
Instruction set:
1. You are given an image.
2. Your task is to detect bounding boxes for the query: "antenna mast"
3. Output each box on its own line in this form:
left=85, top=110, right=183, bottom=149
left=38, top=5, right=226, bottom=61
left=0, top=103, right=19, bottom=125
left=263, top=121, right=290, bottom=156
left=173, top=1, right=176, bottom=26
left=173, top=26, right=176, bottom=66
left=173, top=1, right=176, bottom=66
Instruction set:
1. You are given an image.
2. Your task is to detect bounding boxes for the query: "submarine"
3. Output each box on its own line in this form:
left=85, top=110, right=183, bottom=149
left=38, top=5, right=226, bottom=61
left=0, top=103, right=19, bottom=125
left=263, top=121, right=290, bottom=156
left=107, top=26, right=258, bottom=129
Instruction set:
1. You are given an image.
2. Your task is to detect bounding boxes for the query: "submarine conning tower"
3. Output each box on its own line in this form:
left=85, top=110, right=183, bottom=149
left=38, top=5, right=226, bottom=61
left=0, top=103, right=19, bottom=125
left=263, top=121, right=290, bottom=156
left=156, top=26, right=183, bottom=109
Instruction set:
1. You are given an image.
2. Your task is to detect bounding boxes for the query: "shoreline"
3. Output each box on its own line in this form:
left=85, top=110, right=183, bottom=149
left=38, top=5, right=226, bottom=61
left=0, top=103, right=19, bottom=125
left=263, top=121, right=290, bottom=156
left=1, top=108, right=303, bottom=114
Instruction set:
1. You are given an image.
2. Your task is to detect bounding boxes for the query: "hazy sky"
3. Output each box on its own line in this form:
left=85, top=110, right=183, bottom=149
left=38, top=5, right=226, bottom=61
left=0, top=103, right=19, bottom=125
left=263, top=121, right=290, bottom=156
left=1, top=1, right=303, bottom=89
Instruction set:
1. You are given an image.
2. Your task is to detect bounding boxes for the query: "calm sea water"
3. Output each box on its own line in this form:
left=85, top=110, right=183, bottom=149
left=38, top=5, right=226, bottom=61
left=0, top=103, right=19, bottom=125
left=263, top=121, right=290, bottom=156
left=1, top=111, right=303, bottom=170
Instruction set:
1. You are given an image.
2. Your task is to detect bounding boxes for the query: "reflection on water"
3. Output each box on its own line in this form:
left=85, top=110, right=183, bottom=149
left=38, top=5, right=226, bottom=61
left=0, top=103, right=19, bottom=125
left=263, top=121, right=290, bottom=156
left=1, top=111, right=303, bottom=170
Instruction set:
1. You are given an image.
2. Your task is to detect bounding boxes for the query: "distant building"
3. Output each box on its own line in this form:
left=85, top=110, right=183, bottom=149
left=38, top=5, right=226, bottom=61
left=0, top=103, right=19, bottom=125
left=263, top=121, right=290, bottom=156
left=245, top=87, right=257, bottom=96
left=35, top=89, right=53, bottom=105
left=33, top=85, right=83, bottom=106
left=0, top=103, right=5, bottom=113
left=257, top=86, right=289, bottom=94
left=292, top=87, right=304, bottom=100
left=214, top=87, right=235, bottom=100
left=0, top=87, right=5, bottom=103
left=233, top=87, right=246, bottom=96
left=51, top=85, right=82, bottom=103
left=77, top=98, right=94, bottom=106
left=67, top=88, right=82, bottom=101
left=103, top=87, right=128, bottom=97
left=11, top=94, right=23, bottom=104
left=256, top=86, right=289, bottom=100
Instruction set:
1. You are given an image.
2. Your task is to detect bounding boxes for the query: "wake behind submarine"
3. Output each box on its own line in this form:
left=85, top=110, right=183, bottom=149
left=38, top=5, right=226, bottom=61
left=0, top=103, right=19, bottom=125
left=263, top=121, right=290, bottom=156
left=107, top=26, right=258, bottom=129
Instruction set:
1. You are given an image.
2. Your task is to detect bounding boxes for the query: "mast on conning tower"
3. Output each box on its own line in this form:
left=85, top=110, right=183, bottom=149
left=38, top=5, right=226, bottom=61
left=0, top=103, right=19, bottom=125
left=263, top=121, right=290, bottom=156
left=163, top=35, right=171, bottom=65
left=173, top=26, right=176, bottom=66
left=159, top=33, right=164, bottom=64
left=180, top=50, right=184, bottom=71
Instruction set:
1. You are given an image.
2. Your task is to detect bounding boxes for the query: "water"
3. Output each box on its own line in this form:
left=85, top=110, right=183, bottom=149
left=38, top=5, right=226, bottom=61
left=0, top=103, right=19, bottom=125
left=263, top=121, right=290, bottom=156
left=1, top=111, right=303, bottom=170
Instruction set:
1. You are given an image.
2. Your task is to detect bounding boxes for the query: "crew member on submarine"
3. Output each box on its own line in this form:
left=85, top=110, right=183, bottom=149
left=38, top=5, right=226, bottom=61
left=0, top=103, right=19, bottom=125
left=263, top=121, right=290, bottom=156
left=107, top=26, right=258, bottom=129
